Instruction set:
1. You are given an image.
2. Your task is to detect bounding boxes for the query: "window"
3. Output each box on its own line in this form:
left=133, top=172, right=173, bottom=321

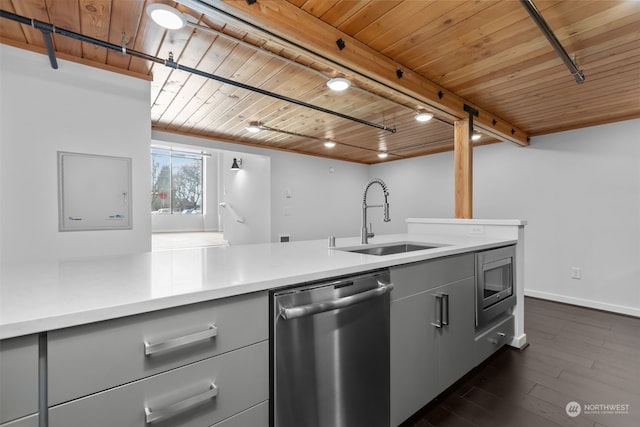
left=151, top=148, right=203, bottom=214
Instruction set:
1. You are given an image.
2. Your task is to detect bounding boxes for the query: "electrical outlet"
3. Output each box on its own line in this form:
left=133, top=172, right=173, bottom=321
left=571, top=267, right=581, bottom=279
left=470, top=225, right=484, bottom=234
left=279, top=234, right=291, bottom=243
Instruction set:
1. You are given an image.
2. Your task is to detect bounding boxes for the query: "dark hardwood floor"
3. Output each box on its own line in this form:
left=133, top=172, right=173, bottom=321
left=401, top=297, right=640, bottom=427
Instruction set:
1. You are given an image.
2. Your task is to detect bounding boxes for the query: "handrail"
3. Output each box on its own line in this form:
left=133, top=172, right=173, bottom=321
left=219, top=202, right=244, bottom=223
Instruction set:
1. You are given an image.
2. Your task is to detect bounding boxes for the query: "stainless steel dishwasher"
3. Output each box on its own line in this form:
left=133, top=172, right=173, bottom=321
left=271, top=269, right=393, bottom=427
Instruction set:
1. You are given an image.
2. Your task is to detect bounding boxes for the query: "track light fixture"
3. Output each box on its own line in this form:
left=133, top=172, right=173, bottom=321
left=326, top=77, right=350, bottom=91
left=246, top=122, right=262, bottom=132
left=146, top=4, right=186, bottom=30
left=415, top=112, right=434, bottom=122
left=472, top=131, right=482, bottom=141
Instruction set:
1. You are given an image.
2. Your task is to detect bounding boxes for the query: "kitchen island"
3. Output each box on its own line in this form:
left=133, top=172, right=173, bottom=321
left=0, top=221, right=525, bottom=340
left=0, top=218, right=526, bottom=427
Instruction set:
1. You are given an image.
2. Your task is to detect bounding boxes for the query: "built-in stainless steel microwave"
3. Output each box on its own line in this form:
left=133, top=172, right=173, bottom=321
left=475, top=245, right=516, bottom=329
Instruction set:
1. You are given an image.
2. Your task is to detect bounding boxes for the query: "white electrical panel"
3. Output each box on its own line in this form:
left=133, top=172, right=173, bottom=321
left=58, top=152, right=132, bottom=231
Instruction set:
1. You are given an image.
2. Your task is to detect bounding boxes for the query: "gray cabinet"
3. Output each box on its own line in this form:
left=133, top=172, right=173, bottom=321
left=49, top=341, right=268, bottom=427
left=0, top=415, right=39, bottom=427
left=48, top=291, right=267, bottom=406
left=390, top=254, right=475, bottom=426
left=0, top=335, right=39, bottom=425
left=47, top=291, right=269, bottom=426
left=436, top=277, right=475, bottom=390
left=211, top=401, right=268, bottom=427
left=390, top=286, right=439, bottom=425
left=474, top=314, right=514, bottom=365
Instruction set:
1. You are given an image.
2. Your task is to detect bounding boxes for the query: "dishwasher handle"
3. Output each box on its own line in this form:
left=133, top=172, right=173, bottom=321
left=279, top=279, right=394, bottom=320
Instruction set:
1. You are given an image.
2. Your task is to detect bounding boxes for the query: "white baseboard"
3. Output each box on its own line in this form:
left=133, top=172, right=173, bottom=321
left=509, top=333, right=528, bottom=350
left=524, top=289, right=640, bottom=318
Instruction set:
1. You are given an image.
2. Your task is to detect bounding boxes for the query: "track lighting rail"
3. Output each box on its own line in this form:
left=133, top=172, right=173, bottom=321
left=0, top=9, right=396, bottom=134
left=519, top=0, right=585, bottom=84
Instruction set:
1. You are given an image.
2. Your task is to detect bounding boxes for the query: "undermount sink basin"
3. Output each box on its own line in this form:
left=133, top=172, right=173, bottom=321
left=339, top=242, right=444, bottom=256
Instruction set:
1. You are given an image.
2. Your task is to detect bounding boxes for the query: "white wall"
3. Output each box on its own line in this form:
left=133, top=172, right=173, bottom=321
left=0, top=45, right=151, bottom=262
left=218, top=151, right=271, bottom=245
left=152, top=131, right=369, bottom=243
left=366, top=152, right=455, bottom=236
left=372, top=119, right=640, bottom=316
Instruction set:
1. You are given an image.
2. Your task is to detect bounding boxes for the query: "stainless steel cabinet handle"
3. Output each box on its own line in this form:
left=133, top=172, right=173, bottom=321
left=145, top=383, right=218, bottom=424
left=279, top=280, right=394, bottom=320
left=442, top=293, right=450, bottom=326
left=144, top=325, right=217, bottom=355
left=489, top=332, right=507, bottom=345
left=432, top=293, right=443, bottom=328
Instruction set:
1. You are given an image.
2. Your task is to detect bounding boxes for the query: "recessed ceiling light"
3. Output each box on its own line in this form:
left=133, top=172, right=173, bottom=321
left=377, top=151, right=389, bottom=159
left=415, top=112, right=434, bottom=122
left=324, top=141, right=336, bottom=148
left=246, top=122, right=262, bottom=132
left=472, top=132, right=482, bottom=141
left=326, top=77, right=350, bottom=91
left=146, top=3, right=186, bottom=30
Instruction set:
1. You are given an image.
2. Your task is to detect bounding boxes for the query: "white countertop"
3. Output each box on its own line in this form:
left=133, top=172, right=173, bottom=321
left=407, top=218, right=528, bottom=226
left=0, top=233, right=514, bottom=340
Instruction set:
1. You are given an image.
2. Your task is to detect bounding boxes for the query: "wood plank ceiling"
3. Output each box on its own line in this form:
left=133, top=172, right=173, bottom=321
left=1, top=0, right=638, bottom=164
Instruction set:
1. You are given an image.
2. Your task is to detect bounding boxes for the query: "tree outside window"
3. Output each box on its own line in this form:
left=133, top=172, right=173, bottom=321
left=151, top=148, right=203, bottom=214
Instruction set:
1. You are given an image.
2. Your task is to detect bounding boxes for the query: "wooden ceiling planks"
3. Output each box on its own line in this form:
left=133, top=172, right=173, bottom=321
left=1, top=0, right=638, bottom=163
left=215, top=0, right=530, bottom=145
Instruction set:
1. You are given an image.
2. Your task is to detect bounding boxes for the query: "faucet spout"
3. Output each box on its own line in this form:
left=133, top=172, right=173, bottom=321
left=361, top=178, right=391, bottom=244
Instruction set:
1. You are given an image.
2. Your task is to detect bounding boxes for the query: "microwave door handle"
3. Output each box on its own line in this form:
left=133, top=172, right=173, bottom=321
left=483, top=258, right=512, bottom=271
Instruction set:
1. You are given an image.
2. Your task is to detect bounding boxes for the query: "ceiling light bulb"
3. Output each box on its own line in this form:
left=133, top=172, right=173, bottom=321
left=146, top=4, right=186, bottom=30
left=377, top=151, right=389, bottom=159
left=472, top=132, right=482, bottom=141
left=415, top=112, right=434, bottom=122
left=324, top=141, right=336, bottom=148
left=246, top=123, right=261, bottom=133
left=326, top=77, right=350, bottom=91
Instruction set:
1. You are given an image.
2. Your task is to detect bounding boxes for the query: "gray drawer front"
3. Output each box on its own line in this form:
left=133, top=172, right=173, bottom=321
left=212, top=401, right=268, bottom=427
left=391, top=253, right=474, bottom=301
left=49, top=341, right=268, bottom=427
left=0, top=335, right=39, bottom=423
left=48, top=292, right=267, bottom=405
left=0, top=414, right=38, bottom=427
left=474, top=314, right=514, bottom=365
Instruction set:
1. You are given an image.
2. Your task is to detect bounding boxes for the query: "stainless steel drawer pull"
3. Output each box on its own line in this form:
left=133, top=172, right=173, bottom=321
left=144, top=325, right=217, bottom=355
left=145, top=383, right=218, bottom=424
left=489, top=332, right=507, bottom=345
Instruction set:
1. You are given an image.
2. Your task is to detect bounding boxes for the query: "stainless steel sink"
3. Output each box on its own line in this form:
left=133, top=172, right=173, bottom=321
left=338, top=242, right=444, bottom=256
